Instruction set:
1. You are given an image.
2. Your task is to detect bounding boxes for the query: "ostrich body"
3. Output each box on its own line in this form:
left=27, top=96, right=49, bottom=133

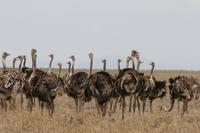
left=161, top=76, right=198, bottom=117
left=83, top=53, right=118, bottom=117
left=21, top=49, right=64, bottom=116
left=65, top=55, right=88, bottom=112
left=114, top=50, right=140, bottom=119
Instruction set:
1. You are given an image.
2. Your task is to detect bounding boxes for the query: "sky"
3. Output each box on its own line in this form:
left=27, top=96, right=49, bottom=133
left=0, top=0, right=200, bottom=70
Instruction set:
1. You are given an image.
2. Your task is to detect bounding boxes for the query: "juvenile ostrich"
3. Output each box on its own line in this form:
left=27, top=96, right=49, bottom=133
left=65, top=55, right=88, bottom=112
left=126, top=56, right=132, bottom=68
left=47, top=54, right=54, bottom=75
left=21, top=49, right=64, bottom=116
left=0, top=52, right=11, bottom=111
left=34, top=62, right=64, bottom=116
left=83, top=53, right=118, bottom=117
left=115, top=50, right=140, bottom=119
left=63, top=61, right=71, bottom=90
left=12, top=57, right=18, bottom=70
left=161, top=76, right=198, bottom=117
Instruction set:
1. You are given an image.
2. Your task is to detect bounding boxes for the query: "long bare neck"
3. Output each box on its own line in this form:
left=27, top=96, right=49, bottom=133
left=131, top=56, right=135, bottom=69
left=68, top=64, right=71, bottom=74
left=31, top=54, right=37, bottom=77
left=103, top=62, right=106, bottom=72
left=58, top=65, right=61, bottom=77
left=150, top=65, right=155, bottom=79
left=71, top=59, right=75, bottom=75
left=48, top=57, right=53, bottom=75
left=126, top=59, right=130, bottom=68
left=13, top=60, right=16, bottom=70
left=136, top=57, right=140, bottom=72
left=19, top=58, right=23, bottom=72
left=89, top=57, right=93, bottom=76
left=2, top=57, right=7, bottom=71
left=23, top=57, right=26, bottom=67
left=118, top=62, right=121, bottom=73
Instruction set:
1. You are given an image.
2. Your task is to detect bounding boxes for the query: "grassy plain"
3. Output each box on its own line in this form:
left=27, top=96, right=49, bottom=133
left=1, top=69, right=200, bottom=133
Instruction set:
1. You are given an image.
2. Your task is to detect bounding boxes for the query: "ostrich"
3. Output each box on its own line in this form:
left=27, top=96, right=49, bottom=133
left=12, top=58, right=18, bottom=70
left=115, top=50, right=140, bottom=119
left=69, top=55, right=75, bottom=76
left=47, top=54, right=54, bottom=75
left=65, top=55, right=88, bottom=112
left=101, top=58, right=120, bottom=115
left=83, top=53, right=118, bottom=117
left=161, top=76, right=198, bottom=117
left=63, top=61, right=71, bottom=90
left=128, top=51, right=141, bottom=112
left=0, top=52, right=11, bottom=111
left=118, top=59, right=122, bottom=73
left=126, top=56, right=132, bottom=68
left=102, top=59, right=106, bottom=72
left=21, top=49, right=64, bottom=116
left=35, top=62, right=64, bottom=116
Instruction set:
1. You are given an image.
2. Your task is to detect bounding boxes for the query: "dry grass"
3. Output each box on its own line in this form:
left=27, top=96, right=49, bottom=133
left=1, top=69, right=200, bottom=133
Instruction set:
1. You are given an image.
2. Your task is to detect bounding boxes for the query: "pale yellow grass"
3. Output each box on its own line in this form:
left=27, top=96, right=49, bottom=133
left=1, top=69, right=200, bottom=133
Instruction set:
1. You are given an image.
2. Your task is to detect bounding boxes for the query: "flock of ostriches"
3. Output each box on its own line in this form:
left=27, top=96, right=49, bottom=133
left=0, top=49, right=199, bottom=119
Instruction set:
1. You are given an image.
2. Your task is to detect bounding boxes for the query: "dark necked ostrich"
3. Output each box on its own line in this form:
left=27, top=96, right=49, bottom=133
left=101, top=59, right=120, bottom=115
left=65, top=55, right=88, bottom=112
left=161, top=75, right=198, bottom=117
left=83, top=53, right=118, bottom=117
left=20, top=49, right=64, bottom=116
left=115, top=50, right=140, bottom=119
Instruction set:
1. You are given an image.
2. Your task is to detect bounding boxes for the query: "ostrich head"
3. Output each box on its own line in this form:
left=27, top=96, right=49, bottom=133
left=127, top=56, right=132, bottom=61
left=69, top=55, right=75, bottom=60
left=102, top=59, right=106, bottom=63
left=17, top=55, right=23, bottom=60
left=23, top=55, right=26, bottom=59
left=139, top=61, right=143, bottom=65
left=89, top=53, right=94, bottom=58
left=57, top=63, right=62, bottom=68
left=66, top=61, right=71, bottom=65
left=48, top=54, right=54, bottom=59
left=31, top=49, right=37, bottom=54
left=131, top=50, right=140, bottom=57
left=13, top=57, right=18, bottom=62
left=118, top=59, right=122, bottom=63
left=149, top=62, right=155, bottom=67
left=2, top=52, right=10, bottom=58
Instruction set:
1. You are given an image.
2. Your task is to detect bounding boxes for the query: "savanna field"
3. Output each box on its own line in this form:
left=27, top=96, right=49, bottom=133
left=1, top=69, right=200, bottom=133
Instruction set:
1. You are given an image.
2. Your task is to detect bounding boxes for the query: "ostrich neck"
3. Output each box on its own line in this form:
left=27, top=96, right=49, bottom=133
left=31, top=55, right=37, bottom=77
left=71, top=59, right=75, bottom=75
left=136, top=58, right=140, bottom=72
left=131, top=56, right=135, bottom=69
left=118, top=62, right=121, bottom=73
left=2, top=57, right=7, bottom=71
left=150, top=65, right=155, bottom=79
left=23, top=58, right=26, bottom=67
left=126, top=60, right=130, bottom=68
left=103, top=62, right=106, bottom=72
left=89, top=58, right=93, bottom=76
left=48, top=58, right=53, bottom=75
left=13, top=61, right=16, bottom=70
left=68, top=64, right=71, bottom=74
left=19, top=58, right=23, bottom=72
left=58, top=66, right=61, bottom=77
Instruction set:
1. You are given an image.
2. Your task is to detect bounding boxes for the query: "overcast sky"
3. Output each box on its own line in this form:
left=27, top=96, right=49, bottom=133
left=0, top=0, right=200, bottom=70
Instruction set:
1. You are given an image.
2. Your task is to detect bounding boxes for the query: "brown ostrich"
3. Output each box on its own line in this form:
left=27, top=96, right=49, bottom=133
left=0, top=52, right=11, bottom=111
left=65, top=55, right=88, bottom=112
left=63, top=61, right=71, bottom=90
left=115, top=50, right=140, bottom=119
left=161, top=75, right=198, bottom=117
left=47, top=54, right=54, bottom=75
left=20, top=49, right=64, bottom=116
left=83, top=53, right=118, bottom=117
left=12, top=57, right=18, bottom=70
